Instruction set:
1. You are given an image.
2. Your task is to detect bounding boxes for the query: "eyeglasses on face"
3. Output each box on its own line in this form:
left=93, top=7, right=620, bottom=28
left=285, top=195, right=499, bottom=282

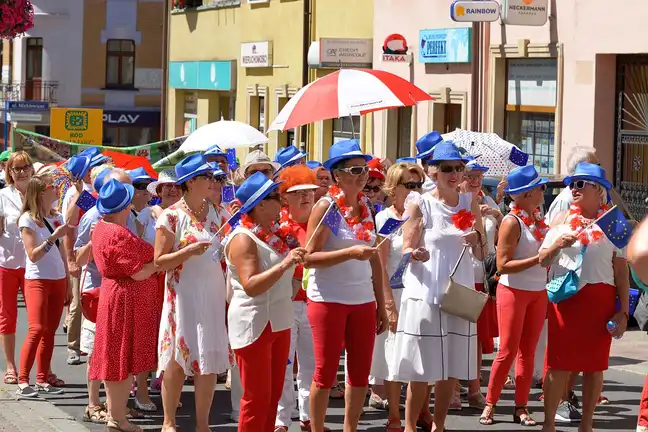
left=400, top=181, right=424, bottom=190
left=363, top=185, right=381, bottom=193
left=247, top=168, right=274, bottom=178
left=569, top=180, right=597, bottom=190
left=213, top=175, right=227, bottom=184
left=438, top=164, right=465, bottom=174
left=12, top=165, right=31, bottom=173
left=339, top=166, right=369, bottom=176
left=133, top=182, right=151, bottom=191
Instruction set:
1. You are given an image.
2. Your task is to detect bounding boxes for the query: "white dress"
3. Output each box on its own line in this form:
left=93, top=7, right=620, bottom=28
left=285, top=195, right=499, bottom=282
left=370, top=206, right=405, bottom=383
left=156, top=205, right=229, bottom=376
left=390, top=192, right=478, bottom=383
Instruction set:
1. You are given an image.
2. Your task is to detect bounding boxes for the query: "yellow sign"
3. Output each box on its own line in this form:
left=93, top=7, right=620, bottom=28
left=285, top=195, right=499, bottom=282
left=50, top=108, right=104, bottom=145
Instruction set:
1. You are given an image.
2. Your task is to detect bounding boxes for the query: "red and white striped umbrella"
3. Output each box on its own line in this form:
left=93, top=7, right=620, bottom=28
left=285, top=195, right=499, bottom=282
left=267, top=69, right=434, bottom=132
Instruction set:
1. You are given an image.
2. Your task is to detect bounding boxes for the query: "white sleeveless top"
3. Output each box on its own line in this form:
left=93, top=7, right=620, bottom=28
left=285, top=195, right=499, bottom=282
left=307, top=196, right=375, bottom=305
left=498, top=214, right=547, bottom=291
left=402, top=192, right=475, bottom=304
left=376, top=206, right=404, bottom=287
left=225, top=226, right=295, bottom=350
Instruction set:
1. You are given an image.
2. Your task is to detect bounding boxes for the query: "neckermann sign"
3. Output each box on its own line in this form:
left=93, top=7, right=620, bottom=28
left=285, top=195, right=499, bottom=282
left=102, top=110, right=160, bottom=127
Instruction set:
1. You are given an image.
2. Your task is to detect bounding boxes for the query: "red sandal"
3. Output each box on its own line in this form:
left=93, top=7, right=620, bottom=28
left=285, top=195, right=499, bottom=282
left=3, top=370, right=17, bottom=384
left=386, top=418, right=403, bottom=431
left=47, top=373, right=65, bottom=387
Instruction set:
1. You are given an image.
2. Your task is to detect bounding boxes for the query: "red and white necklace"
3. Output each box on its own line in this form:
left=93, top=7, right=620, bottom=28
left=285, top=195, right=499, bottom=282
left=275, top=207, right=302, bottom=249
left=567, top=204, right=609, bottom=245
left=328, top=184, right=376, bottom=243
left=510, top=203, right=548, bottom=242
left=240, top=213, right=290, bottom=255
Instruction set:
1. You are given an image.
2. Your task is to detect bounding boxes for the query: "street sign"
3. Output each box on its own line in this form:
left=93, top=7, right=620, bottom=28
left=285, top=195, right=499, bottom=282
left=450, top=1, right=500, bottom=22
left=7, top=112, right=44, bottom=122
left=7, top=101, right=50, bottom=111
left=50, top=108, right=104, bottom=145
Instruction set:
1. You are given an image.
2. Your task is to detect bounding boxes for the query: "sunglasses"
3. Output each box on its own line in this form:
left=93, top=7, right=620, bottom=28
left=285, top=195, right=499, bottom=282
left=401, top=181, right=424, bottom=190
left=339, top=166, right=369, bottom=176
left=263, top=192, right=281, bottom=201
left=569, top=180, right=597, bottom=190
left=363, top=185, right=382, bottom=193
left=133, top=182, right=150, bottom=191
left=196, top=174, right=214, bottom=181
left=213, top=175, right=227, bottom=184
left=438, top=164, right=465, bottom=173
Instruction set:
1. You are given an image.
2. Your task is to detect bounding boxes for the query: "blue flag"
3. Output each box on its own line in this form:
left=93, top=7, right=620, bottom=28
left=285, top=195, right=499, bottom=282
left=76, top=190, right=97, bottom=211
left=222, top=185, right=237, bottom=203
left=322, top=205, right=342, bottom=235
left=597, top=206, right=632, bottom=249
left=227, top=149, right=238, bottom=170
left=509, top=146, right=529, bottom=166
left=378, top=217, right=409, bottom=236
left=373, top=203, right=383, bottom=213
left=389, top=252, right=412, bottom=289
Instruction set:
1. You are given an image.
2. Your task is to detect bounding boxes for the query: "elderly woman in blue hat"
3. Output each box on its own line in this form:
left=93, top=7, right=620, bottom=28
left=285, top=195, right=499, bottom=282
left=204, top=145, right=230, bottom=174
left=224, top=172, right=307, bottom=431
left=539, top=162, right=629, bottom=432
left=416, top=130, right=444, bottom=193
left=87, top=179, right=160, bottom=432
left=307, top=160, right=332, bottom=201
left=154, top=153, right=230, bottom=432
left=480, top=165, right=549, bottom=427
left=394, top=140, right=486, bottom=432
left=276, top=145, right=308, bottom=169
left=304, top=139, right=388, bottom=432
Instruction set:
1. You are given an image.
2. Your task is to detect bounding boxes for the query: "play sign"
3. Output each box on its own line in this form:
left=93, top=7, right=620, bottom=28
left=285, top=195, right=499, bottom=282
left=450, top=0, right=500, bottom=22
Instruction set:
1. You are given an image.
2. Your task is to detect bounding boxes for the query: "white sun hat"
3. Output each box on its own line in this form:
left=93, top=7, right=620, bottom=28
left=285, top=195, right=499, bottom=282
left=147, top=168, right=178, bottom=197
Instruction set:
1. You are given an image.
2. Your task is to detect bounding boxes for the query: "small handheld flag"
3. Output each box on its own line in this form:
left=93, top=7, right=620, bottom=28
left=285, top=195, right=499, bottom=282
left=227, top=149, right=238, bottom=170
left=322, top=205, right=342, bottom=236
left=596, top=206, right=632, bottom=249
left=509, top=146, right=529, bottom=166
left=374, top=203, right=383, bottom=213
left=389, top=252, right=412, bottom=288
left=76, top=190, right=97, bottom=212
left=222, top=185, right=237, bottom=203
left=378, top=217, right=409, bottom=236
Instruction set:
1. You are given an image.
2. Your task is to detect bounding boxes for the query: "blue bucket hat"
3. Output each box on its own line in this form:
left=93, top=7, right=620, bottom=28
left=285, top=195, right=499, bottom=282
left=235, top=171, right=283, bottom=215
left=307, top=160, right=323, bottom=169
left=208, top=162, right=227, bottom=178
left=429, top=141, right=471, bottom=165
left=204, top=145, right=228, bottom=158
left=323, top=139, right=372, bottom=170
left=275, top=145, right=308, bottom=168
left=415, top=131, right=444, bottom=159
left=129, top=167, right=155, bottom=184
left=66, top=155, right=92, bottom=180
left=78, top=147, right=108, bottom=168
left=175, top=153, right=213, bottom=185
left=97, top=179, right=135, bottom=215
left=93, top=167, right=112, bottom=192
left=504, top=165, right=549, bottom=195
left=563, top=162, right=612, bottom=191
left=465, top=157, right=489, bottom=173
left=396, top=157, right=417, bottom=164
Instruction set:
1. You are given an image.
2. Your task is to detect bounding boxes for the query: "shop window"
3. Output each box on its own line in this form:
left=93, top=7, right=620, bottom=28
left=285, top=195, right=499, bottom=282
left=332, top=116, right=360, bottom=143
left=105, top=39, right=135, bottom=89
left=25, top=38, right=43, bottom=101
left=103, top=126, right=158, bottom=147
left=396, top=106, right=412, bottom=158
left=506, top=111, right=555, bottom=174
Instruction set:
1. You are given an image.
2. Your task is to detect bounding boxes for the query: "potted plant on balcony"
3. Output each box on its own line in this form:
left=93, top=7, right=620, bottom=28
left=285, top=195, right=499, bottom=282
left=171, top=0, right=185, bottom=10
left=0, top=0, right=34, bottom=39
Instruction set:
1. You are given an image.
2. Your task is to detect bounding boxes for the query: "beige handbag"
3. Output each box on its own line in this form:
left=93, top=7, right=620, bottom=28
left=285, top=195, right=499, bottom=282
left=440, top=245, right=488, bottom=323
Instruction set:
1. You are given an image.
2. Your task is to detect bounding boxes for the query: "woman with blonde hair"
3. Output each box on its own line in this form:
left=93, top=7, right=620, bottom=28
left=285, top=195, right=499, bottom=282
left=0, top=151, right=34, bottom=385
left=370, top=161, right=427, bottom=430
left=17, top=173, right=70, bottom=397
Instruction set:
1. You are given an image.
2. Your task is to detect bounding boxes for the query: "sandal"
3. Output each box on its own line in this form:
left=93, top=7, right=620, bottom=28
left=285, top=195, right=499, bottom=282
left=479, top=404, right=495, bottom=425
left=83, top=404, right=108, bottom=424
left=126, top=408, right=146, bottom=419
left=329, top=383, right=344, bottom=399
left=105, top=419, right=143, bottom=432
left=274, top=427, right=289, bottom=432
left=46, top=373, right=65, bottom=387
left=416, top=411, right=433, bottom=432
left=468, top=392, right=486, bottom=409
left=3, top=370, right=17, bottom=385
left=299, top=420, right=330, bottom=431
left=385, top=417, right=403, bottom=431
left=597, top=395, right=610, bottom=405
left=513, top=406, right=536, bottom=427
left=503, top=376, right=516, bottom=390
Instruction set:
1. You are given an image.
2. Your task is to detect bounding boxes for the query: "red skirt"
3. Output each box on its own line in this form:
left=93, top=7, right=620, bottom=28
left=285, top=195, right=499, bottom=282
left=547, top=282, right=616, bottom=373
left=476, top=283, right=499, bottom=354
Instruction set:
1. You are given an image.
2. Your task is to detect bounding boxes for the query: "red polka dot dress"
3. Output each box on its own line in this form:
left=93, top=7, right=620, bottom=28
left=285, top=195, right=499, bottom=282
left=88, top=220, right=158, bottom=382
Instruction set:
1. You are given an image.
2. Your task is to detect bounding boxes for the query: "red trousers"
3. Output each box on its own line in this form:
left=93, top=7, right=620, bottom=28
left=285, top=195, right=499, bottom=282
left=19, top=278, right=67, bottom=385
left=235, top=324, right=291, bottom=432
left=0, top=266, right=25, bottom=335
left=638, top=374, right=648, bottom=428
left=487, top=284, right=547, bottom=406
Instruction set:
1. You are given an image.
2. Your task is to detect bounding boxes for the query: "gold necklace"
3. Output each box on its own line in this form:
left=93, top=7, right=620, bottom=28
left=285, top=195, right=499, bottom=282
left=182, top=197, right=206, bottom=218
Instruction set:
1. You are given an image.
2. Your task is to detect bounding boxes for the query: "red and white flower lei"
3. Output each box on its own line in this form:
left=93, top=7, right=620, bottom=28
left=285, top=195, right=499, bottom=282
left=275, top=207, right=302, bottom=249
left=328, top=184, right=376, bottom=243
left=510, top=202, right=548, bottom=242
left=240, top=213, right=290, bottom=255
left=567, top=204, right=609, bottom=245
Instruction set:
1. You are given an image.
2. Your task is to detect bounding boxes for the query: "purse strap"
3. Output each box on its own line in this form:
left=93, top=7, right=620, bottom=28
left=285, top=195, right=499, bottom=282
left=449, top=245, right=470, bottom=279
left=575, top=244, right=587, bottom=268
left=42, top=218, right=60, bottom=248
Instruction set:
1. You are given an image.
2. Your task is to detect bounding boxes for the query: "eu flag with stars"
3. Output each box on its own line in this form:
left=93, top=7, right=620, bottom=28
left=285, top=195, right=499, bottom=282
left=509, top=146, right=529, bottom=166
left=378, top=217, right=409, bottom=237
left=322, top=205, right=342, bottom=235
left=222, top=185, right=237, bottom=203
left=227, top=149, right=238, bottom=170
left=76, top=190, right=97, bottom=211
left=389, top=252, right=412, bottom=288
left=597, top=206, right=632, bottom=249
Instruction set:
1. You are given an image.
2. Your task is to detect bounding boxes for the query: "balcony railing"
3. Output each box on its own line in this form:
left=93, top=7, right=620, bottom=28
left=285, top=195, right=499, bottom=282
left=0, top=81, right=59, bottom=104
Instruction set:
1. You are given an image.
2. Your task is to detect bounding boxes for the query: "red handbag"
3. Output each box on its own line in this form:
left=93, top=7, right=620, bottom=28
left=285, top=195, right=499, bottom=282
left=81, top=287, right=100, bottom=323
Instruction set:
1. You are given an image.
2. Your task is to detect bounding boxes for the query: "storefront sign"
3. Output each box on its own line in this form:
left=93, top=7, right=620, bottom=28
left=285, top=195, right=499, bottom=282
left=169, top=61, right=235, bottom=91
left=418, top=28, right=472, bottom=64
left=103, top=110, right=160, bottom=127
left=319, top=38, right=373, bottom=68
left=240, top=41, right=272, bottom=68
left=507, top=59, right=557, bottom=107
left=7, top=112, right=44, bottom=122
left=7, top=101, right=49, bottom=111
left=450, top=1, right=500, bottom=22
left=50, top=108, right=104, bottom=145
left=381, top=34, right=411, bottom=63
left=501, top=0, right=548, bottom=26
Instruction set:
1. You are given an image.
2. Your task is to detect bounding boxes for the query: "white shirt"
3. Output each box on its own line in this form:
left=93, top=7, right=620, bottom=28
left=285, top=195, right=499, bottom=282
left=0, top=186, right=26, bottom=269
left=375, top=207, right=404, bottom=284
left=136, top=207, right=157, bottom=246
left=545, top=187, right=572, bottom=226
left=473, top=195, right=498, bottom=283
left=62, top=183, right=92, bottom=224
left=498, top=214, right=547, bottom=291
left=18, top=213, right=66, bottom=280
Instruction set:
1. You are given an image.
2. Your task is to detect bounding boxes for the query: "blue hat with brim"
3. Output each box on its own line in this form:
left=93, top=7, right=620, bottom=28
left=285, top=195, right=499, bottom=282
left=396, top=157, right=417, bottom=164
left=208, top=162, right=226, bottom=178
left=97, top=179, right=135, bottom=215
left=93, top=167, right=112, bottom=192
left=307, top=160, right=323, bottom=169
left=465, top=157, right=489, bottom=173
left=276, top=145, right=308, bottom=168
left=323, top=139, right=372, bottom=170
left=66, top=155, right=92, bottom=180
left=78, top=147, right=108, bottom=168
left=415, top=131, right=444, bottom=159
left=175, top=153, right=213, bottom=185
left=129, top=167, right=155, bottom=184
left=504, top=165, right=549, bottom=195
left=563, top=162, right=612, bottom=191
left=235, top=171, right=283, bottom=214
left=204, top=145, right=228, bottom=158
left=429, top=141, right=471, bottom=165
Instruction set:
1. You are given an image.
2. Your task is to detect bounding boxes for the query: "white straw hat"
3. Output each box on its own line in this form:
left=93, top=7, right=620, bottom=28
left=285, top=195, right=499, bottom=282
left=147, top=169, right=178, bottom=197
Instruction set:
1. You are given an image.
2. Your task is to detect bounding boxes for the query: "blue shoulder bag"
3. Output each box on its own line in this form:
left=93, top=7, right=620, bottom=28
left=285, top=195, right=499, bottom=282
left=546, top=245, right=587, bottom=304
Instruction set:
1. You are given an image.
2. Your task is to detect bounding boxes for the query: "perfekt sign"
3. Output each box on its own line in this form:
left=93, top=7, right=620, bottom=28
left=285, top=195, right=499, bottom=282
left=50, top=108, right=104, bottom=145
